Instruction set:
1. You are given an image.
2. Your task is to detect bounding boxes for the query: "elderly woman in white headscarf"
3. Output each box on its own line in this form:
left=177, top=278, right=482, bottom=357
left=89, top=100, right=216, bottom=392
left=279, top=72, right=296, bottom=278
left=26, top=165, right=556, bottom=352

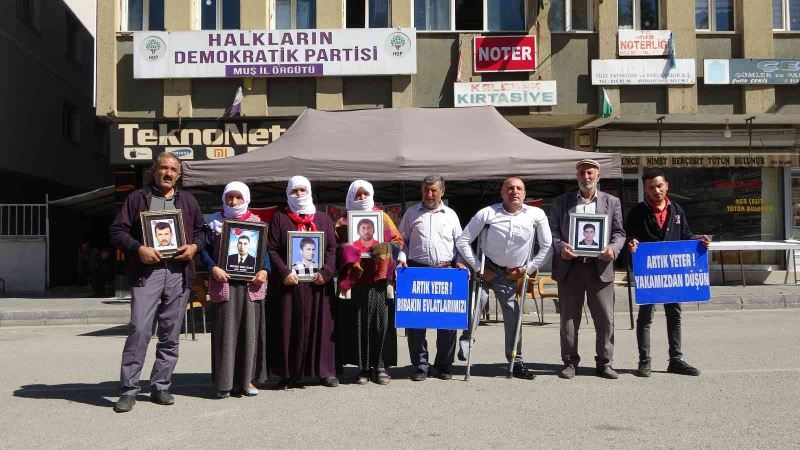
left=199, top=181, right=269, bottom=398
left=265, top=176, right=339, bottom=388
left=334, top=180, right=404, bottom=385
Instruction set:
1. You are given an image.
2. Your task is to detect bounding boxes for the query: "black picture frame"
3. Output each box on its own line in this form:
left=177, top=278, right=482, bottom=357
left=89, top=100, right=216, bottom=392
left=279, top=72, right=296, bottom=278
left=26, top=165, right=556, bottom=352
left=568, top=212, right=610, bottom=258
left=140, top=210, right=186, bottom=259
left=218, top=220, right=268, bottom=281
left=287, top=231, right=325, bottom=282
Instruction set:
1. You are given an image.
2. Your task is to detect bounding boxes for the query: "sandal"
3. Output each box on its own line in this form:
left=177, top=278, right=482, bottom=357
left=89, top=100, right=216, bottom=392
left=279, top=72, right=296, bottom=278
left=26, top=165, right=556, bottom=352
left=374, top=369, right=391, bottom=385
left=355, top=370, right=370, bottom=385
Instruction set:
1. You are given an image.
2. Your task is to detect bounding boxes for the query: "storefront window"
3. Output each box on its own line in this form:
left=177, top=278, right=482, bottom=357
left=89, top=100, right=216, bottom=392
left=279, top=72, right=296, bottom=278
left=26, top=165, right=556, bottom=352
left=618, top=0, right=659, bottom=30
left=487, top=0, right=524, bottom=31
left=415, top=0, right=450, bottom=30
left=549, top=0, right=592, bottom=32
left=126, top=0, right=164, bottom=31
left=661, top=167, right=784, bottom=264
left=276, top=0, right=316, bottom=29
left=201, top=0, right=241, bottom=30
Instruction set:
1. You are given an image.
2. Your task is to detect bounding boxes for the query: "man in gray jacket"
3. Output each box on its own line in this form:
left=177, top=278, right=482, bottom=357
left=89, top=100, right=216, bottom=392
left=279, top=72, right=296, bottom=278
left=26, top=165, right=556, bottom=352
left=549, top=159, right=625, bottom=380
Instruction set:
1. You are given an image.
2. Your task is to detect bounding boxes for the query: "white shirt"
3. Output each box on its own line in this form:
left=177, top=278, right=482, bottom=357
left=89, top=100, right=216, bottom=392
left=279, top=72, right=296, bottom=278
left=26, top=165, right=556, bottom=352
left=456, top=203, right=552, bottom=274
left=399, top=202, right=462, bottom=266
left=575, top=191, right=597, bottom=214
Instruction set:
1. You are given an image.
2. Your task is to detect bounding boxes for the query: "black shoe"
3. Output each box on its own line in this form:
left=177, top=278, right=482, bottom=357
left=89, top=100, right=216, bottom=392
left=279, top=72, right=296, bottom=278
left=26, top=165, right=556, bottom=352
left=113, top=395, right=136, bottom=413
left=558, top=364, right=576, bottom=379
left=150, top=390, right=175, bottom=405
left=596, top=366, right=619, bottom=379
left=636, top=361, right=652, bottom=377
left=434, top=366, right=453, bottom=380
left=320, top=376, right=339, bottom=387
left=410, top=369, right=428, bottom=381
left=667, top=359, right=700, bottom=376
left=512, top=363, right=536, bottom=380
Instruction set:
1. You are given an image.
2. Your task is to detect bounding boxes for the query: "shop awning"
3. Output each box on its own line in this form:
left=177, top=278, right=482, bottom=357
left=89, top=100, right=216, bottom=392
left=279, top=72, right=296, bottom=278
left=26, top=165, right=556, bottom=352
left=49, top=185, right=115, bottom=216
left=182, top=106, right=621, bottom=187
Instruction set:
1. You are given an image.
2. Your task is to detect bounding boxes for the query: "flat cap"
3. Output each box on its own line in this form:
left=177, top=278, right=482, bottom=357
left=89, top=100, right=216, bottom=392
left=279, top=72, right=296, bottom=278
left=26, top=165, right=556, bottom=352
left=575, top=159, right=600, bottom=169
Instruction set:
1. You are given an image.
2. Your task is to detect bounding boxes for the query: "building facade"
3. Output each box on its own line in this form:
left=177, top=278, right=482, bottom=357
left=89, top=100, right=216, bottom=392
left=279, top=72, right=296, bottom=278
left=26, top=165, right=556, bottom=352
left=97, top=0, right=800, bottom=279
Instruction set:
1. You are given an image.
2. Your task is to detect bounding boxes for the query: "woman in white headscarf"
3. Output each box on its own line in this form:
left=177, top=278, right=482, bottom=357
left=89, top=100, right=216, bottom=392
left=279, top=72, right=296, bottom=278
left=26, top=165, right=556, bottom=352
left=199, top=181, right=269, bottom=398
left=265, top=176, right=339, bottom=388
left=334, top=180, right=404, bottom=385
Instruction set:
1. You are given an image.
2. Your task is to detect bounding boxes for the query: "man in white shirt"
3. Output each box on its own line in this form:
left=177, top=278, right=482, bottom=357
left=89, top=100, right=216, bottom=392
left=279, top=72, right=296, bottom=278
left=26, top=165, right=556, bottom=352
left=398, top=174, right=466, bottom=381
left=455, top=177, right=552, bottom=380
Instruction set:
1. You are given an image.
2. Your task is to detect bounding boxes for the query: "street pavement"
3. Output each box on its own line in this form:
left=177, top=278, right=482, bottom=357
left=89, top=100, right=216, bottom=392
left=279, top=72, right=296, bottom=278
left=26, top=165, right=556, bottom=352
left=0, top=308, right=798, bottom=448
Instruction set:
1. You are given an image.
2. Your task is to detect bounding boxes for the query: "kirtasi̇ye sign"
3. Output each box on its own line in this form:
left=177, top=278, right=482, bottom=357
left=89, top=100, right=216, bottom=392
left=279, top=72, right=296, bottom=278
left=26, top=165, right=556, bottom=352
left=620, top=153, right=799, bottom=169
left=592, top=59, right=696, bottom=85
left=453, top=80, right=557, bottom=107
left=632, top=241, right=710, bottom=305
left=133, top=28, right=416, bottom=78
left=110, top=119, right=295, bottom=165
left=704, top=59, right=800, bottom=85
left=395, top=268, right=469, bottom=330
left=473, top=35, right=537, bottom=72
left=617, top=30, right=673, bottom=56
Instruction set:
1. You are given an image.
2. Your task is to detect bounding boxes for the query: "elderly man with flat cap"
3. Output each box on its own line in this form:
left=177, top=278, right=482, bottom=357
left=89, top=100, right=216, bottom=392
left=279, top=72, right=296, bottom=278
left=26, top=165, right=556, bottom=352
left=548, top=159, right=625, bottom=379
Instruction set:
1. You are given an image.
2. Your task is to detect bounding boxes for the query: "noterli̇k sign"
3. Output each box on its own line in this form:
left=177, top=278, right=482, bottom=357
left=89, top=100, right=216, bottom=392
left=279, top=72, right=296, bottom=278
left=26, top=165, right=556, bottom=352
left=473, top=35, right=537, bottom=72
left=617, top=30, right=672, bottom=56
left=133, top=28, right=416, bottom=78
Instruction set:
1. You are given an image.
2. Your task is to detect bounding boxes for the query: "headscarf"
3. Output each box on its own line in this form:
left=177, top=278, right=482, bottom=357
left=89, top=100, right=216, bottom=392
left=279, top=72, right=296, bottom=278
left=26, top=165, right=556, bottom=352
left=286, top=175, right=316, bottom=215
left=207, top=181, right=252, bottom=233
left=346, top=180, right=375, bottom=212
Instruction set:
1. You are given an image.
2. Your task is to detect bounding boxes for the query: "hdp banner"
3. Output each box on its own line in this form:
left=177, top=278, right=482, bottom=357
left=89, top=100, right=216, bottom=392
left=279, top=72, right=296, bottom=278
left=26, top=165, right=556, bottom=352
left=395, top=267, right=469, bottom=330
left=632, top=240, right=710, bottom=305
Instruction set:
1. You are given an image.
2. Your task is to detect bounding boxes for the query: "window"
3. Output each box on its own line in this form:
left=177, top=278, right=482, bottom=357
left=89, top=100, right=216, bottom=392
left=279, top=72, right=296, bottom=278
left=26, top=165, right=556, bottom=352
left=773, top=0, right=800, bottom=30
left=618, top=0, right=659, bottom=30
left=550, top=0, right=592, bottom=32
left=276, top=0, right=316, bottom=29
left=414, top=0, right=525, bottom=31
left=201, top=0, right=240, bottom=30
left=66, top=11, right=82, bottom=65
left=17, top=0, right=41, bottom=31
left=125, top=0, right=165, bottom=31
left=63, top=103, right=80, bottom=144
left=346, top=0, right=390, bottom=28
left=695, top=0, right=734, bottom=31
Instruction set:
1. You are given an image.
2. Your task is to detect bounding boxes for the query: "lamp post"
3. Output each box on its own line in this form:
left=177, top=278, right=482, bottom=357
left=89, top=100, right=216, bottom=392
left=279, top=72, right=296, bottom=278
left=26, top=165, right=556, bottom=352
left=745, top=116, right=755, bottom=152
left=656, top=116, right=665, bottom=153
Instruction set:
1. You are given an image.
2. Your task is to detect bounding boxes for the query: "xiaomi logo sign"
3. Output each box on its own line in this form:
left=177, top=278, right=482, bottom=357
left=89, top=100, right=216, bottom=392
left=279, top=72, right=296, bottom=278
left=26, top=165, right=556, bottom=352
left=206, top=147, right=234, bottom=159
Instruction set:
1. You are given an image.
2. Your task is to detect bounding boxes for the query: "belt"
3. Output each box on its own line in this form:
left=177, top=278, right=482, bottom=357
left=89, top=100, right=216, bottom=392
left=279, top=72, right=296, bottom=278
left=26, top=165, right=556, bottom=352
left=485, top=257, right=508, bottom=272
left=408, top=260, right=452, bottom=268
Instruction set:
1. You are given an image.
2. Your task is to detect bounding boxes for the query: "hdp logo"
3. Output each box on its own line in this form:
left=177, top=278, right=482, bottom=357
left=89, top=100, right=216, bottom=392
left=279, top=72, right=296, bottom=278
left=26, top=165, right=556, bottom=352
left=140, top=36, right=166, bottom=62
left=386, top=32, right=411, bottom=58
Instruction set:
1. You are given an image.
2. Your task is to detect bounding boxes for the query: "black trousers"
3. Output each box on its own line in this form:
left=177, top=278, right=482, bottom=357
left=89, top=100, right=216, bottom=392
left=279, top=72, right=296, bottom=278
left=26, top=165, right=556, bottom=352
left=636, top=302, right=683, bottom=363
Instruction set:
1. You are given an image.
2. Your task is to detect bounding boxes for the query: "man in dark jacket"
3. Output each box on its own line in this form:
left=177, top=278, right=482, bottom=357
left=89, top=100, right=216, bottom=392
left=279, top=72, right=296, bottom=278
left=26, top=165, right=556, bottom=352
left=109, top=153, right=205, bottom=413
left=626, top=168, right=710, bottom=378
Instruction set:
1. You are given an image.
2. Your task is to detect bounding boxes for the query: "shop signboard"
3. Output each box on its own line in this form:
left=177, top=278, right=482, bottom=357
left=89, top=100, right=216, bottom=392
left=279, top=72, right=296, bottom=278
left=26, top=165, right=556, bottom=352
left=618, top=30, right=672, bottom=56
left=453, top=80, right=557, bottom=107
left=592, top=59, right=695, bottom=85
left=620, top=153, right=799, bottom=169
left=110, top=119, right=295, bottom=165
left=473, top=35, right=537, bottom=72
left=133, top=28, right=416, bottom=79
left=704, top=59, right=800, bottom=85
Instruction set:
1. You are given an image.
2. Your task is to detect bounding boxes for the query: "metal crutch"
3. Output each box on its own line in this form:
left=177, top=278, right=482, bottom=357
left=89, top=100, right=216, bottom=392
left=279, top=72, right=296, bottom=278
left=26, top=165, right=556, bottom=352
left=464, top=251, right=485, bottom=382
left=507, top=228, right=539, bottom=378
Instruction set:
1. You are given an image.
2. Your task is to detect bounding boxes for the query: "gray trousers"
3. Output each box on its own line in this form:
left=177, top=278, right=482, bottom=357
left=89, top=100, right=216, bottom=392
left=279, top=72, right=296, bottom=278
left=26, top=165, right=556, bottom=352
left=120, top=266, right=189, bottom=396
left=557, top=261, right=615, bottom=367
left=464, top=270, right=524, bottom=363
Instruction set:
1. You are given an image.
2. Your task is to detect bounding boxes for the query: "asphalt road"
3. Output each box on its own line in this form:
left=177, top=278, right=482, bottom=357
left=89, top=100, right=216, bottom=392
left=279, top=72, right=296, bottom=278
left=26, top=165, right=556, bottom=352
left=1, top=309, right=798, bottom=448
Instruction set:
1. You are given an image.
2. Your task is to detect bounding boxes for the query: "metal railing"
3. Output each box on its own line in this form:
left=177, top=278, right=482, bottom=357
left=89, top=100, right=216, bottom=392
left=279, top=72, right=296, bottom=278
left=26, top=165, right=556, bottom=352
left=0, top=203, right=48, bottom=236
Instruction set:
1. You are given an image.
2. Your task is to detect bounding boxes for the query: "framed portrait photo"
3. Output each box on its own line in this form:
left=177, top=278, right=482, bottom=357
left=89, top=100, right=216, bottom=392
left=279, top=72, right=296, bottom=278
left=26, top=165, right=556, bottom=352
left=140, top=210, right=186, bottom=259
left=287, top=231, right=325, bottom=282
left=568, top=212, right=610, bottom=258
left=347, top=210, right=384, bottom=258
left=219, top=220, right=268, bottom=281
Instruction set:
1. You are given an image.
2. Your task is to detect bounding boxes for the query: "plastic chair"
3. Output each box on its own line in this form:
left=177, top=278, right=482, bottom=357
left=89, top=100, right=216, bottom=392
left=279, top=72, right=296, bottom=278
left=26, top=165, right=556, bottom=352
left=536, top=276, right=588, bottom=325
left=183, top=279, right=209, bottom=340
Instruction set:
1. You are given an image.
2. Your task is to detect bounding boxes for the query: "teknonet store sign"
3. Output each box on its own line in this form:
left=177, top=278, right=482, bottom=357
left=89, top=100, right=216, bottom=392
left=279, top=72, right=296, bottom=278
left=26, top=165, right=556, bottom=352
left=618, top=30, right=672, bottom=56
left=111, top=119, right=294, bottom=165
left=133, top=28, right=416, bottom=78
left=704, top=59, right=800, bottom=85
left=453, top=80, right=556, bottom=107
left=592, top=59, right=695, bottom=85
left=473, top=35, right=536, bottom=72
left=620, top=153, right=799, bottom=169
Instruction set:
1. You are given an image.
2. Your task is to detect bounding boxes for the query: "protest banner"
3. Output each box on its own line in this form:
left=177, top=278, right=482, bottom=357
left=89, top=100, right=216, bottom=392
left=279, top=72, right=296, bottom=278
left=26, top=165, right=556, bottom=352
left=632, top=240, right=710, bottom=305
left=395, top=267, right=469, bottom=330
